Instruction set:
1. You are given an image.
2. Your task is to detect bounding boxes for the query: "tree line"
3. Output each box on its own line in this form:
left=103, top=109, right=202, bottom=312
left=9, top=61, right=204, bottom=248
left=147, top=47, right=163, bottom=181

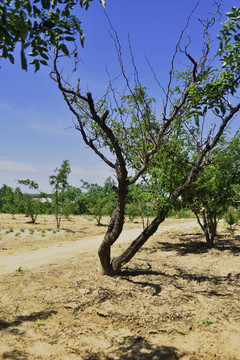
left=0, top=160, right=157, bottom=227
left=1, top=136, right=240, bottom=243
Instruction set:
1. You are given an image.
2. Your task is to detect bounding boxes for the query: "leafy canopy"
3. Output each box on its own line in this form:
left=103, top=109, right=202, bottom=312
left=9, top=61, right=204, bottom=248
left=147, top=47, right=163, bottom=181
left=0, top=0, right=105, bottom=71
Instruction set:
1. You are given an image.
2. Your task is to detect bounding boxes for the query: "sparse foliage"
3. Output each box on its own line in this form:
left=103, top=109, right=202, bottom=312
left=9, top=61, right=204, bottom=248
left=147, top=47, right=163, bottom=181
left=17, top=179, right=40, bottom=223
left=81, top=177, right=116, bottom=225
left=181, top=135, right=240, bottom=247
left=49, top=159, right=71, bottom=229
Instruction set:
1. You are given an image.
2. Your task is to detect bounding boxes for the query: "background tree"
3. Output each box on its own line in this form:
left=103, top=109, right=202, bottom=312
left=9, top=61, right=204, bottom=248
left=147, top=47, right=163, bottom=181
left=62, top=199, right=76, bottom=220
left=126, top=183, right=155, bottom=229
left=65, top=185, right=87, bottom=215
left=81, top=177, right=116, bottom=226
left=17, top=179, right=40, bottom=223
left=0, top=0, right=105, bottom=71
left=49, top=159, right=71, bottom=229
left=51, top=5, right=240, bottom=275
left=224, top=206, right=239, bottom=229
left=0, top=184, right=23, bottom=217
left=181, top=135, right=240, bottom=247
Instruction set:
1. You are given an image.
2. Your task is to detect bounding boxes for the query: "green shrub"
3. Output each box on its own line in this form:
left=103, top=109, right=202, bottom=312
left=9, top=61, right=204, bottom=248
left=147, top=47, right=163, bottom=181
left=224, top=207, right=238, bottom=228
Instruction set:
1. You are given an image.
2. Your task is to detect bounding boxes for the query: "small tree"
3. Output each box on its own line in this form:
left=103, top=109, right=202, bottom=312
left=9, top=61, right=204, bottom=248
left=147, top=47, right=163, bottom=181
left=224, top=206, right=239, bottom=229
left=0, top=185, right=23, bottom=218
left=65, top=185, right=87, bottom=214
left=126, top=183, right=154, bottom=228
left=81, top=177, right=116, bottom=225
left=18, top=180, right=40, bottom=223
left=62, top=200, right=76, bottom=220
left=49, top=160, right=71, bottom=229
left=182, top=136, right=240, bottom=247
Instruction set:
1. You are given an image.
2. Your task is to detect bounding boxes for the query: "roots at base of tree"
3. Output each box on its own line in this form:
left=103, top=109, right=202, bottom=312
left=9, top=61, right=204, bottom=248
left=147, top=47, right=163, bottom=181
left=98, top=256, right=123, bottom=276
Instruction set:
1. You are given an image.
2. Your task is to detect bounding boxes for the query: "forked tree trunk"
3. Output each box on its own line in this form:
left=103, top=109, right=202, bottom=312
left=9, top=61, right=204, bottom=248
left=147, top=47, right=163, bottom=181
left=98, top=205, right=167, bottom=275
left=195, top=209, right=217, bottom=248
left=202, top=210, right=218, bottom=248
left=111, top=208, right=167, bottom=272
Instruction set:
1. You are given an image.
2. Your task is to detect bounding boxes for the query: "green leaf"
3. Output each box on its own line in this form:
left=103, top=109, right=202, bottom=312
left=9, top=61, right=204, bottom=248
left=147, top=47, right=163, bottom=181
left=41, top=52, right=49, bottom=60
left=34, top=60, right=40, bottom=72
left=80, top=34, right=85, bottom=47
left=100, top=0, right=106, bottom=8
left=64, top=36, right=75, bottom=41
left=59, top=43, right=69, bottom=55
left=202, top=106, right=207, bottom=116
left=41, top=0, right=50, bottom=10
left=220, top=102, right=226, bottom=115
left=194, top=115, right=199, bottom=127
left=40, top=59, right=48, bottom=65
left=20, top=46, right=27, bottom=71
left=8, top=53, right=14, bottom=64
left=28, top=51, right=38, bottom=57
left=36, top=318, right=42, bottom=327
left=202, top=318, right=213, bottom=325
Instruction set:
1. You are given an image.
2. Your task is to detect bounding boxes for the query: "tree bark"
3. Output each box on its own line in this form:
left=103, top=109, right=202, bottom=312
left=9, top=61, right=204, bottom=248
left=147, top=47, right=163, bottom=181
left=111, top=208, right=167, bottom=273
left=199, top=209, right=217, bottom=248
left=98, top=183, right=128, bottom=275
left=208, top=214, right=217, bottom=248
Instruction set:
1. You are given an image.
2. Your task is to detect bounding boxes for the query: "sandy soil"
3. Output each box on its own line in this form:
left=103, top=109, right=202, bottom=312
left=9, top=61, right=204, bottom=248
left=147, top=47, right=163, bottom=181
left=0, top=214, right=239, bottom=360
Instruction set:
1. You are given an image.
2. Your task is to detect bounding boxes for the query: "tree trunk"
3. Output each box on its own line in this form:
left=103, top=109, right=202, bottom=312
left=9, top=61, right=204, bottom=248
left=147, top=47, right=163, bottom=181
left=200, top=209, right=218, bottom=248
left=208, top=215, right=217, bottom=248
left=98, top=184, right=128, bottom=275
left=111, top=208, right=167, bottom=273
left=201, top=209, right=211, bottom=246
left=138, top=199, right=145, bottom=230
left=98, top=189, right=167, bottom=275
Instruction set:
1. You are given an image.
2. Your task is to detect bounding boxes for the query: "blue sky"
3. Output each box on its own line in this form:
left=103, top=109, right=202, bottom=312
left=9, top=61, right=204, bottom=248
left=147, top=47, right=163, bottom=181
left=0, top=0, right=237, bottom=193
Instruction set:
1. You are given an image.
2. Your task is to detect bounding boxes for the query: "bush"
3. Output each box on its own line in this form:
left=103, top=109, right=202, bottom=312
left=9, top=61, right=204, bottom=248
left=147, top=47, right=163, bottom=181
left=224, top=207, right=239, bottom=228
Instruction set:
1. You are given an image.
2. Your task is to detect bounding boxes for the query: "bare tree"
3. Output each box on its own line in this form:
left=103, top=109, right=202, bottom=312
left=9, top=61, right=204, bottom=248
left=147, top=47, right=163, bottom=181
left=50, top=4, right=240, bottom=275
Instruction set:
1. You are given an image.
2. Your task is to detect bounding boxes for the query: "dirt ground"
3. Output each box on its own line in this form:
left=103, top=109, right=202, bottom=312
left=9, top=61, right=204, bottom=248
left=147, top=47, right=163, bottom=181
left=0, top=214, right=239, bottom=360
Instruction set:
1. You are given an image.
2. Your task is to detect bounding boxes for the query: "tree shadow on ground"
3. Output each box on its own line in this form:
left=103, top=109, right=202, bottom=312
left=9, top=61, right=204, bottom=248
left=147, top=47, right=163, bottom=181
left=120, top=275, right=162, bottom=295
left=2, top=349, right=28, bottom=360
left=119, top=267, right=240, bottom=296
left=119, top=263, right=161, bottom=295
left=85, top=336, right=182, bottom=359
left=214, top=234, right=240, bottom=254
left=0, top=309, right=57, bottom=331
left=152, top=232, right=240, bottom=256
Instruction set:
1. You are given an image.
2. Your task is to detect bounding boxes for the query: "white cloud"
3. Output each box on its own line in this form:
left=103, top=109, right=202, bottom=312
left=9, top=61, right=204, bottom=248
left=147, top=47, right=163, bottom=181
left=70, top=164, right=114, bottom=185
left=0, top=160, right=39, bottom=173
left=26, top=121, right=71, bottom=135
left=71, top=165, right=112, bottom=176
left=0, top=158, right=115, bottom=192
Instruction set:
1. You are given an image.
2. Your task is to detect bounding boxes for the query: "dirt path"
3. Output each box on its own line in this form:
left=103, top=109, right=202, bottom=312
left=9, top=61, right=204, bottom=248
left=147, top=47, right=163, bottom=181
left=0, top=220, right=198, bottom=274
